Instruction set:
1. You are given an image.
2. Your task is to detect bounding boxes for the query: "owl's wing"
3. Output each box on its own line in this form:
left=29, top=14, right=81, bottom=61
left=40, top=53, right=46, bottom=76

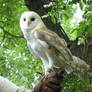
left=34, top=28, right=74, bottom=65
left=35, top=28, right=67, bottom=48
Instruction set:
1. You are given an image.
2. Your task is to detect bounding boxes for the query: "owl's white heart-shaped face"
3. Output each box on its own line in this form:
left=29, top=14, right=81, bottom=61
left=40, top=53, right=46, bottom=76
left=20, top=11, right=43, bottom=31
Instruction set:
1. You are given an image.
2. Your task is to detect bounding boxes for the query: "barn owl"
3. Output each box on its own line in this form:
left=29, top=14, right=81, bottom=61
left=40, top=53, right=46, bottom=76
left=20, top=11, right=90, bottom=75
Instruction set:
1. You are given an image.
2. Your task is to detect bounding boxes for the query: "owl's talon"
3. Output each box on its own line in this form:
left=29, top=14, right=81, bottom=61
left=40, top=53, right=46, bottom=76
left=44, top=68, right=52, bottom=79
left=44, top=73, right=50, bottom=79
left=47, top=68, right=52, bottom=73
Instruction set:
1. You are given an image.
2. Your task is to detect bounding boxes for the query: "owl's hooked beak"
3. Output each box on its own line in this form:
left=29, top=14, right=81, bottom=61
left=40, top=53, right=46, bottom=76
left=27, top=22, right=31, bottom=27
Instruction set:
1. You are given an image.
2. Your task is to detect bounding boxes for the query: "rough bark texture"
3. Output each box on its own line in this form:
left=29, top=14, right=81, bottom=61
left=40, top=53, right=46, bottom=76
left=24, top=0, right=92, bottom=81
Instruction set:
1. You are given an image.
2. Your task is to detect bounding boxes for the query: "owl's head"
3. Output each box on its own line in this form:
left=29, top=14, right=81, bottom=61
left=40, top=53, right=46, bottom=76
left=20, top=11, right=45, bottom=31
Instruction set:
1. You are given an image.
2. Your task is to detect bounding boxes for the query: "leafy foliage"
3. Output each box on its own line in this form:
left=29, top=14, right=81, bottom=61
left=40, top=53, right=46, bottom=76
left=61, top=74, right=92, bottom=92
left=49, top=0, right=92, bottom=42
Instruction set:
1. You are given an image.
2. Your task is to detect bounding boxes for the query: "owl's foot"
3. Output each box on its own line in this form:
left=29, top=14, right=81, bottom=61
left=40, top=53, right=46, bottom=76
left=44, top=68, right=52, bottom=79
left=45, top=68, right=52, bottom=75
left=36, top=72, right=48, bottom=79
left=47, top=68, right=52, bottom=73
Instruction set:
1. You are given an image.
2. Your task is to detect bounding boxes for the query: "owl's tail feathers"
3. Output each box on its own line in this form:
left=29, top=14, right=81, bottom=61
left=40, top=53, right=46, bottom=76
left=65, top=66, right=73, bottom=74
left=65, top=56, right=90, bottom=74
left=73, top=56, right=90, bottom=72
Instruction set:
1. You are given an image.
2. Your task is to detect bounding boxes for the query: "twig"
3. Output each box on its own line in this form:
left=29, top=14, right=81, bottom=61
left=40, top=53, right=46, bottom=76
left=36, top=72, right=44, bottom=76
left=0, top=25, right=24, bottom=39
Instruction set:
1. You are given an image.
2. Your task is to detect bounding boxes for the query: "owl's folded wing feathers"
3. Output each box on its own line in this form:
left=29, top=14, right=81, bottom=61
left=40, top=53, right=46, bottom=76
left=35, top=28, right=67, bottom=47
left=34, top=28, right=74, bottom=66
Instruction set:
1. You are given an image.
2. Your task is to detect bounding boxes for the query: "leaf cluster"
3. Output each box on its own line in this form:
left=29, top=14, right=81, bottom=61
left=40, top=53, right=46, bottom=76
left=49, top=0, right=92, bottom=43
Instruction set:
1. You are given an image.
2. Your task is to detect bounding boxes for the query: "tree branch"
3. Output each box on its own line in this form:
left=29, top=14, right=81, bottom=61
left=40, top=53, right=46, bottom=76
left=0, top=25, right=24, bottom=39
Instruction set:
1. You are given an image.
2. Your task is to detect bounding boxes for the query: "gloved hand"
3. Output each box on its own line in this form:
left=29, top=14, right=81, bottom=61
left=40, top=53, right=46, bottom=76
left=32, top=71, right=64, bottom=92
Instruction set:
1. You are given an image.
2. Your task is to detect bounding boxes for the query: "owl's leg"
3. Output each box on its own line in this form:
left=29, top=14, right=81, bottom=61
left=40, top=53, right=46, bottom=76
left=48, top=59, right=53, bottom=73
left=45, top=65, right=50, bottom=75
left=40, top=57, right=49, bottom=75
left=46, top=53, right=54, bottom=73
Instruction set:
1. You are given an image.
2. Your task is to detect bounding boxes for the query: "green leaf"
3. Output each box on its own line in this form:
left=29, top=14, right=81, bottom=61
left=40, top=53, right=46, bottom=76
left=79, top=1, right=84, bottom=10
left=51, top=16, right=56, bottom=24
left=83, top=0, right=86, bottom=4
left=55, top=12, right=58, bottom=19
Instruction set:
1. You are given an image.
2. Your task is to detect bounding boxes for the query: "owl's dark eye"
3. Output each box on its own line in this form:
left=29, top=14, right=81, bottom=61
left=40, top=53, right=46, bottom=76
left=23, top=18, right=26, bottom=21
left=31, top=18, right=35, bottom=21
